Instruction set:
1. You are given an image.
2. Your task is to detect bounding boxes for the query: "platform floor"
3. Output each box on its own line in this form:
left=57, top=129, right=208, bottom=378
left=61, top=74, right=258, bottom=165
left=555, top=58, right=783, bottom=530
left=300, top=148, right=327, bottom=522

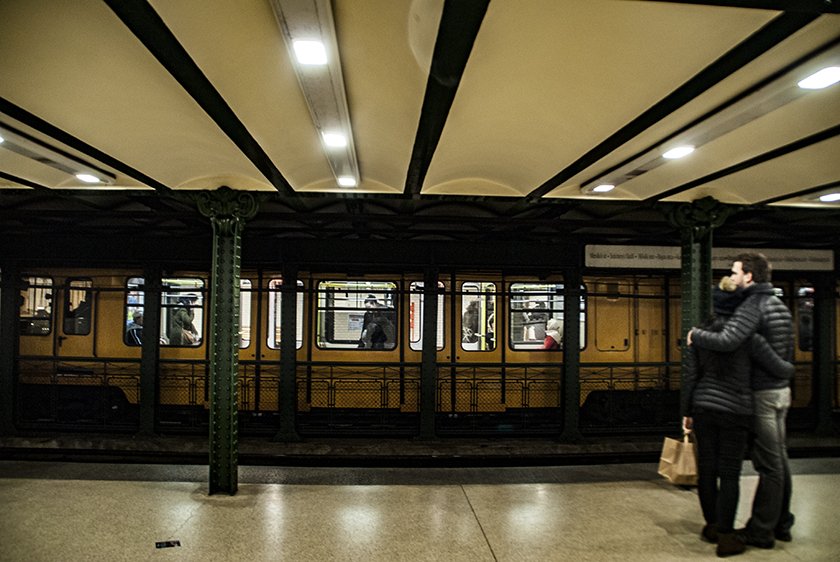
left=1, top=458, right=839, bottom=561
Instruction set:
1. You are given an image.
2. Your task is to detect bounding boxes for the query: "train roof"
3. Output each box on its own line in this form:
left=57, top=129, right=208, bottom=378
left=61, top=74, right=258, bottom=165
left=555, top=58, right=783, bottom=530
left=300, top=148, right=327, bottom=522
left=1, top=1, right=839, bottom=247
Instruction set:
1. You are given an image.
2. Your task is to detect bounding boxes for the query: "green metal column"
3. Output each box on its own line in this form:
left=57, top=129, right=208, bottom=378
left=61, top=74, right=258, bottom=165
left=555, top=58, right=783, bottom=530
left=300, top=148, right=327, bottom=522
left=0, top=262, right=20, bottom=435
left=139, top=266, right=162, bottom=435
left=420, top=267, right=439, bottom=439
left=195, top=188, right=259, bottom=495
left=668, top=196, right=736, bottom=415
left=812, top=273, right=836, bottom=435
left=275, top=263, right=300, bottom=442
left=559, top=267, right=582, bottom=442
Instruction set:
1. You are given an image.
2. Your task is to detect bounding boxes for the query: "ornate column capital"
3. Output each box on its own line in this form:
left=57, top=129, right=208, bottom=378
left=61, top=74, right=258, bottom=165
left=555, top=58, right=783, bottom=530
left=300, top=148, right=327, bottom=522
left=193, top=187, right=260, bottom=234
left=667, top=196, right=739, bottom=237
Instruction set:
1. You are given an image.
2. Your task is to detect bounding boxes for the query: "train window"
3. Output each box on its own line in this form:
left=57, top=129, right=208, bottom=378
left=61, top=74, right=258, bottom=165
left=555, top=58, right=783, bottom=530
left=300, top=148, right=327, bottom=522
left=240, top=279, right=252, bottom=349
left=409, top=281, right=444, bottom=351
left=316, top=281, right=396, bottom=350
left=509, top=283, right=586, bottom=350
left=19, top=276, right=53, bottom=335
left=161, top=278, right=204, bottom=347
left=797, top=286, right=814, bottom=352
left=63, top=278, right=92, bottom=335
left=125, top=277, right=145, bottom=346
left=461, top=282, right=495, bottom=351
left=266, top=278, right=304, bottom=350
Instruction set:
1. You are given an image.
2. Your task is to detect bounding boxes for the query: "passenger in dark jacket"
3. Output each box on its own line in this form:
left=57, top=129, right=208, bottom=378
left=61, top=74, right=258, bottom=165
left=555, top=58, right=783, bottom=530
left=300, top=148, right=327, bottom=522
left=688, top=253, right=796, bottom=549
left=682, top=277, right=793, bottom=557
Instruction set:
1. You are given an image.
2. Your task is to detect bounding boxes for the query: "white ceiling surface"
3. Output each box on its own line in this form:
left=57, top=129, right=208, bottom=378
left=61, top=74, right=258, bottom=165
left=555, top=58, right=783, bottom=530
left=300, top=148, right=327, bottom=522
left=0, top=0, right=838, bottom=205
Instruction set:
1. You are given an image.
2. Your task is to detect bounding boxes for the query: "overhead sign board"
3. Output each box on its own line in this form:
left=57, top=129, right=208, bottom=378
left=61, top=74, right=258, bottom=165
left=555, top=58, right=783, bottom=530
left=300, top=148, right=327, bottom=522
left=585, top=245, right=834, bottom=271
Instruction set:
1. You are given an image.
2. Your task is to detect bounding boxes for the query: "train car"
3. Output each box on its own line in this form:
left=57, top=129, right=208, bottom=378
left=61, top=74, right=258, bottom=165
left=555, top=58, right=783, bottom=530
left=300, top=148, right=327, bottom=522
left=11, top=263, right=837, bottom=437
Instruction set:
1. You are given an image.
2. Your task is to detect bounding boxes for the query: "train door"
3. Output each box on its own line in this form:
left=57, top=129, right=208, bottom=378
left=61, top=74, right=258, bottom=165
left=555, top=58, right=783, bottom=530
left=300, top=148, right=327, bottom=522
left=405, top=277, right=447, bottom=361
left=589, top=278, right=632, bottom=355
left=55, top=278, right=94, bottom=358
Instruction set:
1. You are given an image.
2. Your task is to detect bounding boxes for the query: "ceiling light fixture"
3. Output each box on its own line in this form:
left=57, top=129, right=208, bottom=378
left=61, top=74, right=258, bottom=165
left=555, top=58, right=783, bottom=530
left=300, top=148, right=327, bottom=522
left=292, top=40, right=328, bottom=65
left=0, top=123, right=115, bottom=185
left=818, top=192, right=840, bottom=202
left=322, top=132, right=347, bottom=148
left=662, top=145, right=695, bottom=159
left=797, top=66, right=840, bottom=90
left=592, top=184, right=615, bottom=193
left=271, top=0, right=360, bottom=189
left=581, top=44, right=840, bottom=196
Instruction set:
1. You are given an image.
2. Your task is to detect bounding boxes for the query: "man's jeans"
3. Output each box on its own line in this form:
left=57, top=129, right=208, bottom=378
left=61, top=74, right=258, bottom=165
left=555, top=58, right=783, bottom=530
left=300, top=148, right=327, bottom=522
left=746, top=387, right=794, bottom=541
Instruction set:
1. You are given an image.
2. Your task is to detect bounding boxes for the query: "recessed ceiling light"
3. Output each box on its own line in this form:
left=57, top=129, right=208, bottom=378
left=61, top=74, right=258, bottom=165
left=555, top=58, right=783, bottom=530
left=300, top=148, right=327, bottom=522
left=0, top=135, right=5, bottom=143
left=75, top=173, right=101, bottom=183
left=293, top=40, right=327, bottom=65
left=798, top=66, right=840, bottom=90
left=662, top=145, right=695, bottom=159
left=337, top=176, right=356, bottom=187
left=322, top=132, right=347, bottom=148
left=592, top=184, right=615, bottom=193
left=818, top=192, right=840, bottom=202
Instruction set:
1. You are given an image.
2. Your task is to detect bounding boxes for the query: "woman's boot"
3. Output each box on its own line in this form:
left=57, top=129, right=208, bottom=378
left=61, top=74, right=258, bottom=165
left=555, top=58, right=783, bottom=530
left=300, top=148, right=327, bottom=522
left=716, top=533, right=746, bottom=557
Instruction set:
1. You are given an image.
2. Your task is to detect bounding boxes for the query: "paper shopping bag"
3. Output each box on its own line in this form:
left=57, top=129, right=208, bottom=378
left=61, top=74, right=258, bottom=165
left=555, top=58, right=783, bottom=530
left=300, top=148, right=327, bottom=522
left=658, top=434, right=698, bottom=486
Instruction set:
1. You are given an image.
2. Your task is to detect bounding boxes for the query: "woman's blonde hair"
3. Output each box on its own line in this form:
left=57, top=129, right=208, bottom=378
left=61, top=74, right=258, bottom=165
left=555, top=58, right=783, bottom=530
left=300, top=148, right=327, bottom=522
left=719, top=276, right=737, bottom=292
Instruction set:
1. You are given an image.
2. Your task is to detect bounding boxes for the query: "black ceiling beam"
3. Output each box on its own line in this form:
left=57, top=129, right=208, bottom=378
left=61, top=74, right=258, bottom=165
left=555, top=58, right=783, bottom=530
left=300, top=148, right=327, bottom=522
left=0, top=97, right=172, bottom=193
left=523, top=11, right=819, bottom=203
left=758, top=179, right=840, bottom=205
left=0, top=170, right=49, bottom=193
left=403, top=0, right=490, bottom=197
left=645, top=124, right=840, bottom=202
left=104, top=0, right=298, bottom=200
left=648, top=1, right=840, bottom=14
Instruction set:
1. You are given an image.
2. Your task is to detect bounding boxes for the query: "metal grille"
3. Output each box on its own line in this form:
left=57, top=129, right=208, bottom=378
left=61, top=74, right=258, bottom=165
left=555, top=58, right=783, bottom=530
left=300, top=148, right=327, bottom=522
left=16, top=358, right=140, bottom=429
left=580, top=363, right=679, bottom=430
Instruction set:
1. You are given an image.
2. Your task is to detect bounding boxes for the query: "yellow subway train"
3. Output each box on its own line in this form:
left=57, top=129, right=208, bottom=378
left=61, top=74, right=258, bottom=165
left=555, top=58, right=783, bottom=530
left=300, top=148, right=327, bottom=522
left=14, top=268, right=834, bottom=435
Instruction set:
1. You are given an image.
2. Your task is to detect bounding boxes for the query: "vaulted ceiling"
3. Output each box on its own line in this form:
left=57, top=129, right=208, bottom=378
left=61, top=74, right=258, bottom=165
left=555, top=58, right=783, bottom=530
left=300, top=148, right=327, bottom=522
left=1, top=1, right=839, bottom=247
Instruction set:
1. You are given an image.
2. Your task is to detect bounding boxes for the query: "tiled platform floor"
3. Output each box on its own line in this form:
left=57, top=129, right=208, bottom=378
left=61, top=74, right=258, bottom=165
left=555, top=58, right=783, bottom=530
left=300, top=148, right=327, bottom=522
left=1, top=458, right=838, bottom=561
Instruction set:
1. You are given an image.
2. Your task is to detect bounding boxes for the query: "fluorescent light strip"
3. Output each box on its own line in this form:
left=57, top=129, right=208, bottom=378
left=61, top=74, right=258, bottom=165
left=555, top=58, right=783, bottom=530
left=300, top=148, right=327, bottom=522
left=271, top=0, right=360, bottom=189
left=0, top=124, right=114, bottom=185
left=582, top=45, right=840, bottom=195
left=798, top=66, right=840, bottom=90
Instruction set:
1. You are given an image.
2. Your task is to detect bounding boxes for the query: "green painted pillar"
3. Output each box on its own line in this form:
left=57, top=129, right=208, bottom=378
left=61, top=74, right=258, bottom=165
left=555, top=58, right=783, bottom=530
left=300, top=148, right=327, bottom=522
left=139, top=266, right=162, bottom=436
left=420, top=267, right=439, bottom=439
left=275, top=263, right=300, bottom=442
left=0, top=262, right=20, bottom=435
left=812, top=273, right=836, bottom=435
left=559, top=267, right=582, bottom=442
left=195, top=188, right=259, bottom=495
left=668, top=196, right=737, bottom=416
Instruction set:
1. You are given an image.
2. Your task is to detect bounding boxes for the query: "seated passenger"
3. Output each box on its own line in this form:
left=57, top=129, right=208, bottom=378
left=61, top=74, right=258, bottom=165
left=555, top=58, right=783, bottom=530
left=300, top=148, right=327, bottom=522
left=126, top=311, right=143, bottom=345
left=543, top=318, right=562, bottom=350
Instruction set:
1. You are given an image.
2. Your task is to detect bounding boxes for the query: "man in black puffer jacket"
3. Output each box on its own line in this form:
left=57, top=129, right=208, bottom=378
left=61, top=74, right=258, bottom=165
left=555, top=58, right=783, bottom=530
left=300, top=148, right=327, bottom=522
left=688, top=253, right=795, bottom=550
